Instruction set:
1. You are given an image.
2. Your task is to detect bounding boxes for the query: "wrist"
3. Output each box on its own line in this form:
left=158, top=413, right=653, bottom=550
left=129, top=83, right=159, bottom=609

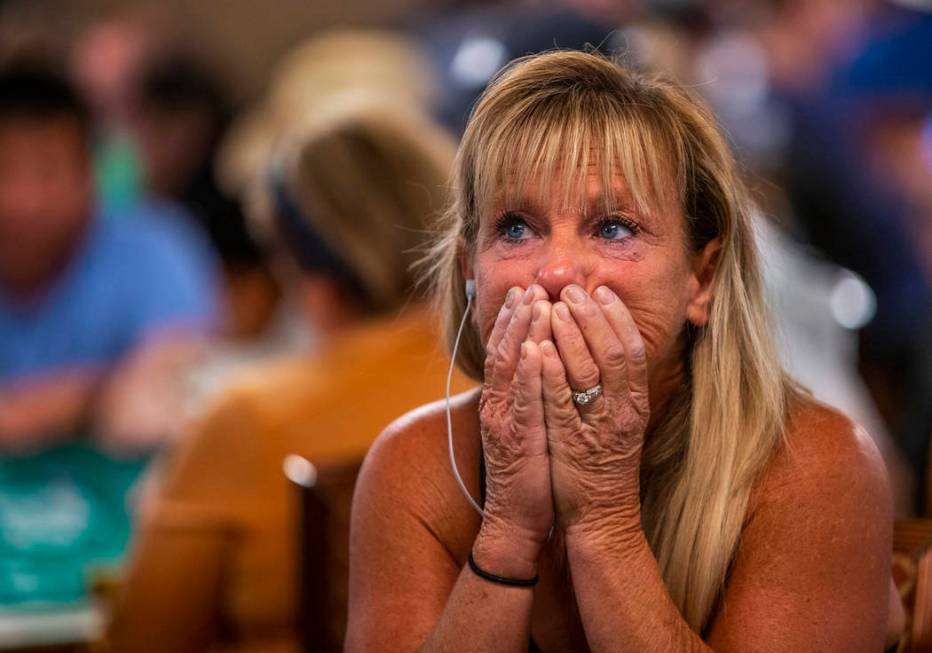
left=473, top=519, right=545, bottom=580
left=564, top=507, right=643, bottom=550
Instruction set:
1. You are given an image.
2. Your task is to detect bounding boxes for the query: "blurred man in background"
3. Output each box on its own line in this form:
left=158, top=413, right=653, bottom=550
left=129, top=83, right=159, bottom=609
left=0, top=60, right=219, bottom=606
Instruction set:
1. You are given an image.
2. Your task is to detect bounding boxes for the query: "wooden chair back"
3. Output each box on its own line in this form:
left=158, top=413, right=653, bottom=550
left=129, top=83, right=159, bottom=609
left=284, top=454, right=363, bottom=653
left=894, top=519, right=932, bottom=652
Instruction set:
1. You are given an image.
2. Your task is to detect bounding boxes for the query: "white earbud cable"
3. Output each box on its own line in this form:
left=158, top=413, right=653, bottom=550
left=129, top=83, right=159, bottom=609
left=446, top=290, right=486, bottom=518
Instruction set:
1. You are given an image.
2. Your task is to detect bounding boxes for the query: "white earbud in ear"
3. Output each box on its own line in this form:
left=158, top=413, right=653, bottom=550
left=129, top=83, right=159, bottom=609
left=464, top=279, right=476, bottom=300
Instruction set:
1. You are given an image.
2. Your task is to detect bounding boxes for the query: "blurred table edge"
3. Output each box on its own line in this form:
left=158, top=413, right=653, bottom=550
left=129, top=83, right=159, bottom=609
left=0, top=604, right=102, bottom=649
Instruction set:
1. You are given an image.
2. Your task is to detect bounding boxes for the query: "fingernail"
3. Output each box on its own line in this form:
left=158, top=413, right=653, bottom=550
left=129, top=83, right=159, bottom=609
left=505, top=287, right=519, bottom=308
left=522, top=286, right=536, bottom=305
left=554, top=302, right=571, bottom=321
left=564, top=284, right=585, bottom=304
left=540, top=340, right=557, bottom=358
left=520, top=341, right=530, bottom=359
left=595, top=286, right=615, bottom=305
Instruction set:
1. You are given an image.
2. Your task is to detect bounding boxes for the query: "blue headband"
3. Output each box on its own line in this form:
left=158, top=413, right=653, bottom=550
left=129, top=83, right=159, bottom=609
left=267, top=164, right=372, bottom=307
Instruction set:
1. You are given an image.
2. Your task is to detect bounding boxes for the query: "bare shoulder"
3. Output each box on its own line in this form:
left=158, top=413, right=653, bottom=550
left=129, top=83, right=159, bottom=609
left=347, top=389, right=483, bottom=650
left=361, top=387, right=480, bottom=485
left=354, top=388, right=483, bottom=559
left=753, top=397, right=891, bottom=507
left=707, top=398, right=894, bottom=650
left=741, top=396, right=893, bottom=585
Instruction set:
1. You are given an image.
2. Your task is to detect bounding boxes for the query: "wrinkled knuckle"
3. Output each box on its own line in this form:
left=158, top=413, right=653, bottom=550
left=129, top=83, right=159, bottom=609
left=628, top=341, right=647, bottom=366
left=578, top=365, right=601, bottom=387
left=479, top=385, right=495, bottom=406
left=617, top=406, right=644, bottom=432
left=479, top=402, right=493, bottom=424
left=603, top=344, right=627, bottom=370
left=589, top=403, right=614, bottom=425
left=630, top=390, right=651, bottom=416
left=479, top=391, right=507, bottom=420
left=495, top=338, right=513, bottom=364
left=512, top=401, right=535, bottom=426
left=553, top=408, right=578, bottom=431
left=552, top=391, right=574, bottom=413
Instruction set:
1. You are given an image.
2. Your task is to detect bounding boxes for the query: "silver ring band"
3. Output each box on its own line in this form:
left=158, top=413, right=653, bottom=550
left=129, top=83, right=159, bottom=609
left=572, top=384, right=603, bottom=406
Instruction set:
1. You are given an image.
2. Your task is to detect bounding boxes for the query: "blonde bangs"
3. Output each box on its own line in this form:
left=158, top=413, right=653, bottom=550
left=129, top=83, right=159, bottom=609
left=469, top=82, right=684, bottom=228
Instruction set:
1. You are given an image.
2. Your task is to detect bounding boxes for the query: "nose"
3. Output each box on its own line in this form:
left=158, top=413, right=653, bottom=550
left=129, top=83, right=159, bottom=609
left=534, top=238, right=589, bottom=302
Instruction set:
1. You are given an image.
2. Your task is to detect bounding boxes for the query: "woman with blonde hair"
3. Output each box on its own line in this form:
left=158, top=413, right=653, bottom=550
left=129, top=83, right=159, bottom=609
left=347, top=51, right=899, bottom=651
left=107, top=105, right=471, bottom=653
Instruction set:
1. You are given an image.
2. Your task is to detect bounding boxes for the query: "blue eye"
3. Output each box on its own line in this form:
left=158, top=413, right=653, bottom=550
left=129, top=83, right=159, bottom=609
left=496, top=212, right=532, bottom=242
left=597, top=218, right=637, bottom=241
left=507, top=222, right=527, bottom=239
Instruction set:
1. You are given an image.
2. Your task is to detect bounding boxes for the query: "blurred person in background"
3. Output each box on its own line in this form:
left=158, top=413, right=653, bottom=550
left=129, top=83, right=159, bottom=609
left=705, top=0, right=932, bottom=512
left=412, top=0, right=638, bottom=135
left=827, top=3, right=932, bottom=512
left=106, top=103, right=473, bottom=653
left=0, top=61, right=219, bottom=607
left=174, top=28, right=443, bottom=410
left=129, top=52, right=279, bottom=341
left=623, top=0, right=918, bottom=513
left=70, top=10, right=164, bottom=215
left=216, top=28, right=440, bottom=195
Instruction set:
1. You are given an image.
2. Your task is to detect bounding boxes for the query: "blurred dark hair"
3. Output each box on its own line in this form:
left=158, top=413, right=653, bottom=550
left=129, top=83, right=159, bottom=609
left=134, top=53, right=265, bottom=265
left=134, top=53, right=231, bottom=151
left=0, top=59, right=91, bottom=137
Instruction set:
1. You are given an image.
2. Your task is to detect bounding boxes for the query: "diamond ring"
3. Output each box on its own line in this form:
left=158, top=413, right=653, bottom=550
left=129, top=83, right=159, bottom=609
left=572, top=384, right=603, bottom=406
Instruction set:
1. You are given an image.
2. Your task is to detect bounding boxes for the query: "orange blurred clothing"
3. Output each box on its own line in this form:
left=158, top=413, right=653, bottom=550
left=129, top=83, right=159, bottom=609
left=106, top=307, right=475, bottom=653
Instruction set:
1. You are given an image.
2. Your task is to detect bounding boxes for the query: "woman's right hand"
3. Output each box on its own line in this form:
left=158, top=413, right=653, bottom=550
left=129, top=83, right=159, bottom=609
left=475, top=285, right=553, bottom=577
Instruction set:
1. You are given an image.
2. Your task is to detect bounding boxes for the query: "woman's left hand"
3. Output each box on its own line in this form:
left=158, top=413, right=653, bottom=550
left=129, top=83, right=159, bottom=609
left=541, top=284, right=651, bottom=537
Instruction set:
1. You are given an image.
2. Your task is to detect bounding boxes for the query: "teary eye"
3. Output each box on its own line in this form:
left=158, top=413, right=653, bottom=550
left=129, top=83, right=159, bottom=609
left=597, top=217, right=638, bottom=241
left=496, top=212, right=532, bottom=242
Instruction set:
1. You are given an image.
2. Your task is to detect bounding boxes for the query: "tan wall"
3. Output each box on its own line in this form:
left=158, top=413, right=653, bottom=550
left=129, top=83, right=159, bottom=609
left=0, top=0, right=441, bottom=100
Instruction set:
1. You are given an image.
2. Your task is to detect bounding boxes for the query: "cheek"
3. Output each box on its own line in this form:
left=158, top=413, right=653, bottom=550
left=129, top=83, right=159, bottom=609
left=607, top=265, right=692, bottom=360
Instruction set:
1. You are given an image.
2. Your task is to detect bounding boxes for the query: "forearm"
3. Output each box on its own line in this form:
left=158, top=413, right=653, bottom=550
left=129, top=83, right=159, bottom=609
left=566, top=523, right=711, bottom=653
left=422, top=526, right=539, bottom=653
left=95, top=333, right=204, bottom=451
left=0, top=368, right=100, bottom=448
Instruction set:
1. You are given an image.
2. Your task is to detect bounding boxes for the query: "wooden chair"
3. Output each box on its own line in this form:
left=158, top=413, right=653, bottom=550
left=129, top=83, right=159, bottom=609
left=283, top=454, right=363, bottom=653
left=894, top=520, right=932, bottom=652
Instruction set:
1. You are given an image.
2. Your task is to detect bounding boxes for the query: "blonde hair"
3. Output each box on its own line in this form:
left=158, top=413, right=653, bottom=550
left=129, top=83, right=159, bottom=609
left=253, top=104, right=456, bottom=315
left=425, top=50, right=796, bottom=632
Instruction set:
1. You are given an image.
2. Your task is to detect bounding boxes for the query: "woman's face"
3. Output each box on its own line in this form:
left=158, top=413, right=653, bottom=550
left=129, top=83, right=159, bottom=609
left=465, top=163, right=717, bottom=398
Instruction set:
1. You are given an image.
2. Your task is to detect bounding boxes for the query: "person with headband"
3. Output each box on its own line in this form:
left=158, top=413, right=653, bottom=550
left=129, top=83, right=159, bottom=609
left=346, top=51, right=901, bottom=651
left=106, top=105, right=472, bottom=653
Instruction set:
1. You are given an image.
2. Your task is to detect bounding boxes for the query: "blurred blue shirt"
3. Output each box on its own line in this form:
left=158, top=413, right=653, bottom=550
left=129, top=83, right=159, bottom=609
left=0, top=199, right=220, bottom=381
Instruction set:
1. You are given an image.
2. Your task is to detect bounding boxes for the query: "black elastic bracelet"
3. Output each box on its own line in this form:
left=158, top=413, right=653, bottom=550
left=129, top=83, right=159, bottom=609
left=467, top=551, right=539, bottom=587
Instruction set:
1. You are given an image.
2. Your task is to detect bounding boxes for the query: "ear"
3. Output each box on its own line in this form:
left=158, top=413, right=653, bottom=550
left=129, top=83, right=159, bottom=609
left=685, top=238, right=721, bottom=327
